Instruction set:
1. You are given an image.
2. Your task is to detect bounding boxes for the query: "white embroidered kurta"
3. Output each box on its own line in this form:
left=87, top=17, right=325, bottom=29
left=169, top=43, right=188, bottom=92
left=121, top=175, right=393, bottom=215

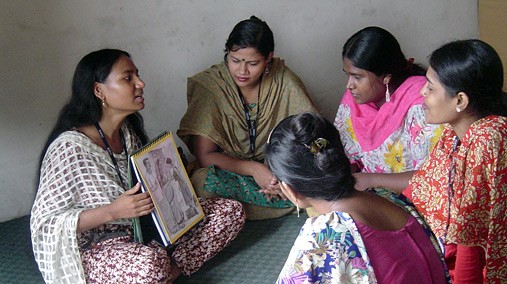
left=30, top=126, right=136, bottom=283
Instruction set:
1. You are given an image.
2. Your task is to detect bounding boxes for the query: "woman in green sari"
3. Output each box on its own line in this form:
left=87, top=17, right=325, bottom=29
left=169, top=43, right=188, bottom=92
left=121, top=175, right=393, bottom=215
left=178, top=16, right=316, bottom=219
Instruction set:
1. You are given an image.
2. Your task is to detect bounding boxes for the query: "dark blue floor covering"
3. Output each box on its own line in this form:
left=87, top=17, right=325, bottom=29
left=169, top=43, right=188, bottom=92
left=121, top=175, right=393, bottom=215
left=0, top=213, right=306, bottom=284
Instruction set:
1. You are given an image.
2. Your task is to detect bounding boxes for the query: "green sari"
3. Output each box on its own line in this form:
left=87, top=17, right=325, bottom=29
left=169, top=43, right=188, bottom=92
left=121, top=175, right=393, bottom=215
left=178, top=58, right=316, bottom=209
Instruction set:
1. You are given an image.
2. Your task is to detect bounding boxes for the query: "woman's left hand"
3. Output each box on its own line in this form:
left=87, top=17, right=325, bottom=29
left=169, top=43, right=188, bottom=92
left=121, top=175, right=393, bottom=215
left=109, top=183, right=155, bottom=220
left=77, top=183, right=154, bottom=233
left=250, top=163, right=287, bottom=200
left=250, top=163, right=275, bottom=188
left=353, top=172, right=372, bottom=191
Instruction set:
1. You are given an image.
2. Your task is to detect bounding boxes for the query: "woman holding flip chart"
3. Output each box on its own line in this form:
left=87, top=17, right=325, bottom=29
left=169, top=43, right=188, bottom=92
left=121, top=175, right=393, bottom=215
left=31, top=49, right=245, bottom=283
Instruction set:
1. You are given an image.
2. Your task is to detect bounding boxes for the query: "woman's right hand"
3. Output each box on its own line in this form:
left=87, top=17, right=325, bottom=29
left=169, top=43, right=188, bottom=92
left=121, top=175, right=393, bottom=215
left=353, top=172, right=372, bottom=191
left=108, top=183, right=154, bottom=220
left=353, top=172, right=414, bottom=194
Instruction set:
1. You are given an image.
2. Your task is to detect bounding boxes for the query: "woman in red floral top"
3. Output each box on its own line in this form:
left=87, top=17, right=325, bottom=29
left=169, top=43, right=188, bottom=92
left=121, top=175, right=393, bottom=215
left=400, top=40, right=507, bottom=283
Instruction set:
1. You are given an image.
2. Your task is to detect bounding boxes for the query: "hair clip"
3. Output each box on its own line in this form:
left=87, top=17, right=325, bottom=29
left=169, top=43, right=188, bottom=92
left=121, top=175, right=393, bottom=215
left=305, top=138, right=329, bottom=154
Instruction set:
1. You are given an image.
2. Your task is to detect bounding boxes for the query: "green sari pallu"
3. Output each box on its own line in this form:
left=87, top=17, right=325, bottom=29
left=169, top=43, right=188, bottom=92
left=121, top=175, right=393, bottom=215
left=203, top=165, right=293, bottom=208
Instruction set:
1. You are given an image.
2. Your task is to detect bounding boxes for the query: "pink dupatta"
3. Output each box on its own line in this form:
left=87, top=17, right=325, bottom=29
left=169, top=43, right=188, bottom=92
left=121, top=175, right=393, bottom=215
left=341, top=76, right=426, bottom=152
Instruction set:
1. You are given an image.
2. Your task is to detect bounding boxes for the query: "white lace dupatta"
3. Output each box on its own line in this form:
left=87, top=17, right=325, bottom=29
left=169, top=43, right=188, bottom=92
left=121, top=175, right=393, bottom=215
left=30, top=127, right=135, bottom=283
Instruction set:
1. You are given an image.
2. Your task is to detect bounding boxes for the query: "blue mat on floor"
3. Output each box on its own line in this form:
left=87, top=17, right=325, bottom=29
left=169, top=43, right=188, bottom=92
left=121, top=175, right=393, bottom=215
left=0, top=213, right=306, bottom=283
left=0, top=215, right=44, bottom=283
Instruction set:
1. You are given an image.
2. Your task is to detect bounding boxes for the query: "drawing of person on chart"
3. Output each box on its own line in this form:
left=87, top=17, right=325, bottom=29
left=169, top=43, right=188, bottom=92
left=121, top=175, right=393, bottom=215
left=142, top=157, right=160, bottom=192
left=149, top=151, right=184, bottom=234
left=167, top=157, right=199, bottom=220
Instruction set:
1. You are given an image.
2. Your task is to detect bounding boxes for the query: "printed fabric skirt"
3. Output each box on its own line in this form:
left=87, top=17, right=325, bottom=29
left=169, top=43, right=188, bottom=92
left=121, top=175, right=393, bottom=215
left=80, top=197, right=245, bottom=283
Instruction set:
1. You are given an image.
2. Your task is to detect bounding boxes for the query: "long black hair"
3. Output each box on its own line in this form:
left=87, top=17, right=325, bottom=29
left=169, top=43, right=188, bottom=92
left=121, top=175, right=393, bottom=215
left=36, top=49, right=148, bottom=187
left=429, top=39, right=506, bottom=117
left=224, top=15, right=274, bottom=59
left=265, top=112, right=355, bottom=201
left=343, top=26, right=425, bottom=89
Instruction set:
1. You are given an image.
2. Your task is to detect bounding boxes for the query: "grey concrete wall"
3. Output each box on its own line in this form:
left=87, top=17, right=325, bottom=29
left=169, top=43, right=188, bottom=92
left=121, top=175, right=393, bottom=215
left=0, top=0, right=478, bottom=221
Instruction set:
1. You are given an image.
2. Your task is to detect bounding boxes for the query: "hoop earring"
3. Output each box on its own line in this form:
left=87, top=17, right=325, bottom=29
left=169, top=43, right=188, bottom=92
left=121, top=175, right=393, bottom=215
left=385, top=83, right=391, bottom=102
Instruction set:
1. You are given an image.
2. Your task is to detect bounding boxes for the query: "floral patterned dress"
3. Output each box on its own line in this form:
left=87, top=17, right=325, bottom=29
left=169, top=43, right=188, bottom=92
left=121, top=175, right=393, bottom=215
left=334, top=76, right=442, bottom=173
left=405, top=115, right=507, bottom=282
left=276, top=190, right=449, bottom=284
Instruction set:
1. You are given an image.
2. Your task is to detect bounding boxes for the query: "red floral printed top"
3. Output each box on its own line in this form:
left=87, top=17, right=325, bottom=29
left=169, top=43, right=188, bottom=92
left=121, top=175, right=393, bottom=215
left=404, top=115, right=507, bottom=282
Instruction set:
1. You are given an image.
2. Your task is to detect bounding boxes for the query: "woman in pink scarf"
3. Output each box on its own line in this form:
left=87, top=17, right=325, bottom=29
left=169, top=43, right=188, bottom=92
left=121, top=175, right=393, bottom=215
left=334, top=26, right=442, bottom=192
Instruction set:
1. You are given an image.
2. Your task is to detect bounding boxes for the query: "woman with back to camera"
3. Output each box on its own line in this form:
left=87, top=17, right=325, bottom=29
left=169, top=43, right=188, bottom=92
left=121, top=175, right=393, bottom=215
left=266, top=112, right=448, bottom=283
left=335, top=26, right=443, bottom=192
left=399, top=39, right=507, bottom=283
left=30, top=49, right=245, bottom=283
left=178, top=16, right=316, bottom=219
